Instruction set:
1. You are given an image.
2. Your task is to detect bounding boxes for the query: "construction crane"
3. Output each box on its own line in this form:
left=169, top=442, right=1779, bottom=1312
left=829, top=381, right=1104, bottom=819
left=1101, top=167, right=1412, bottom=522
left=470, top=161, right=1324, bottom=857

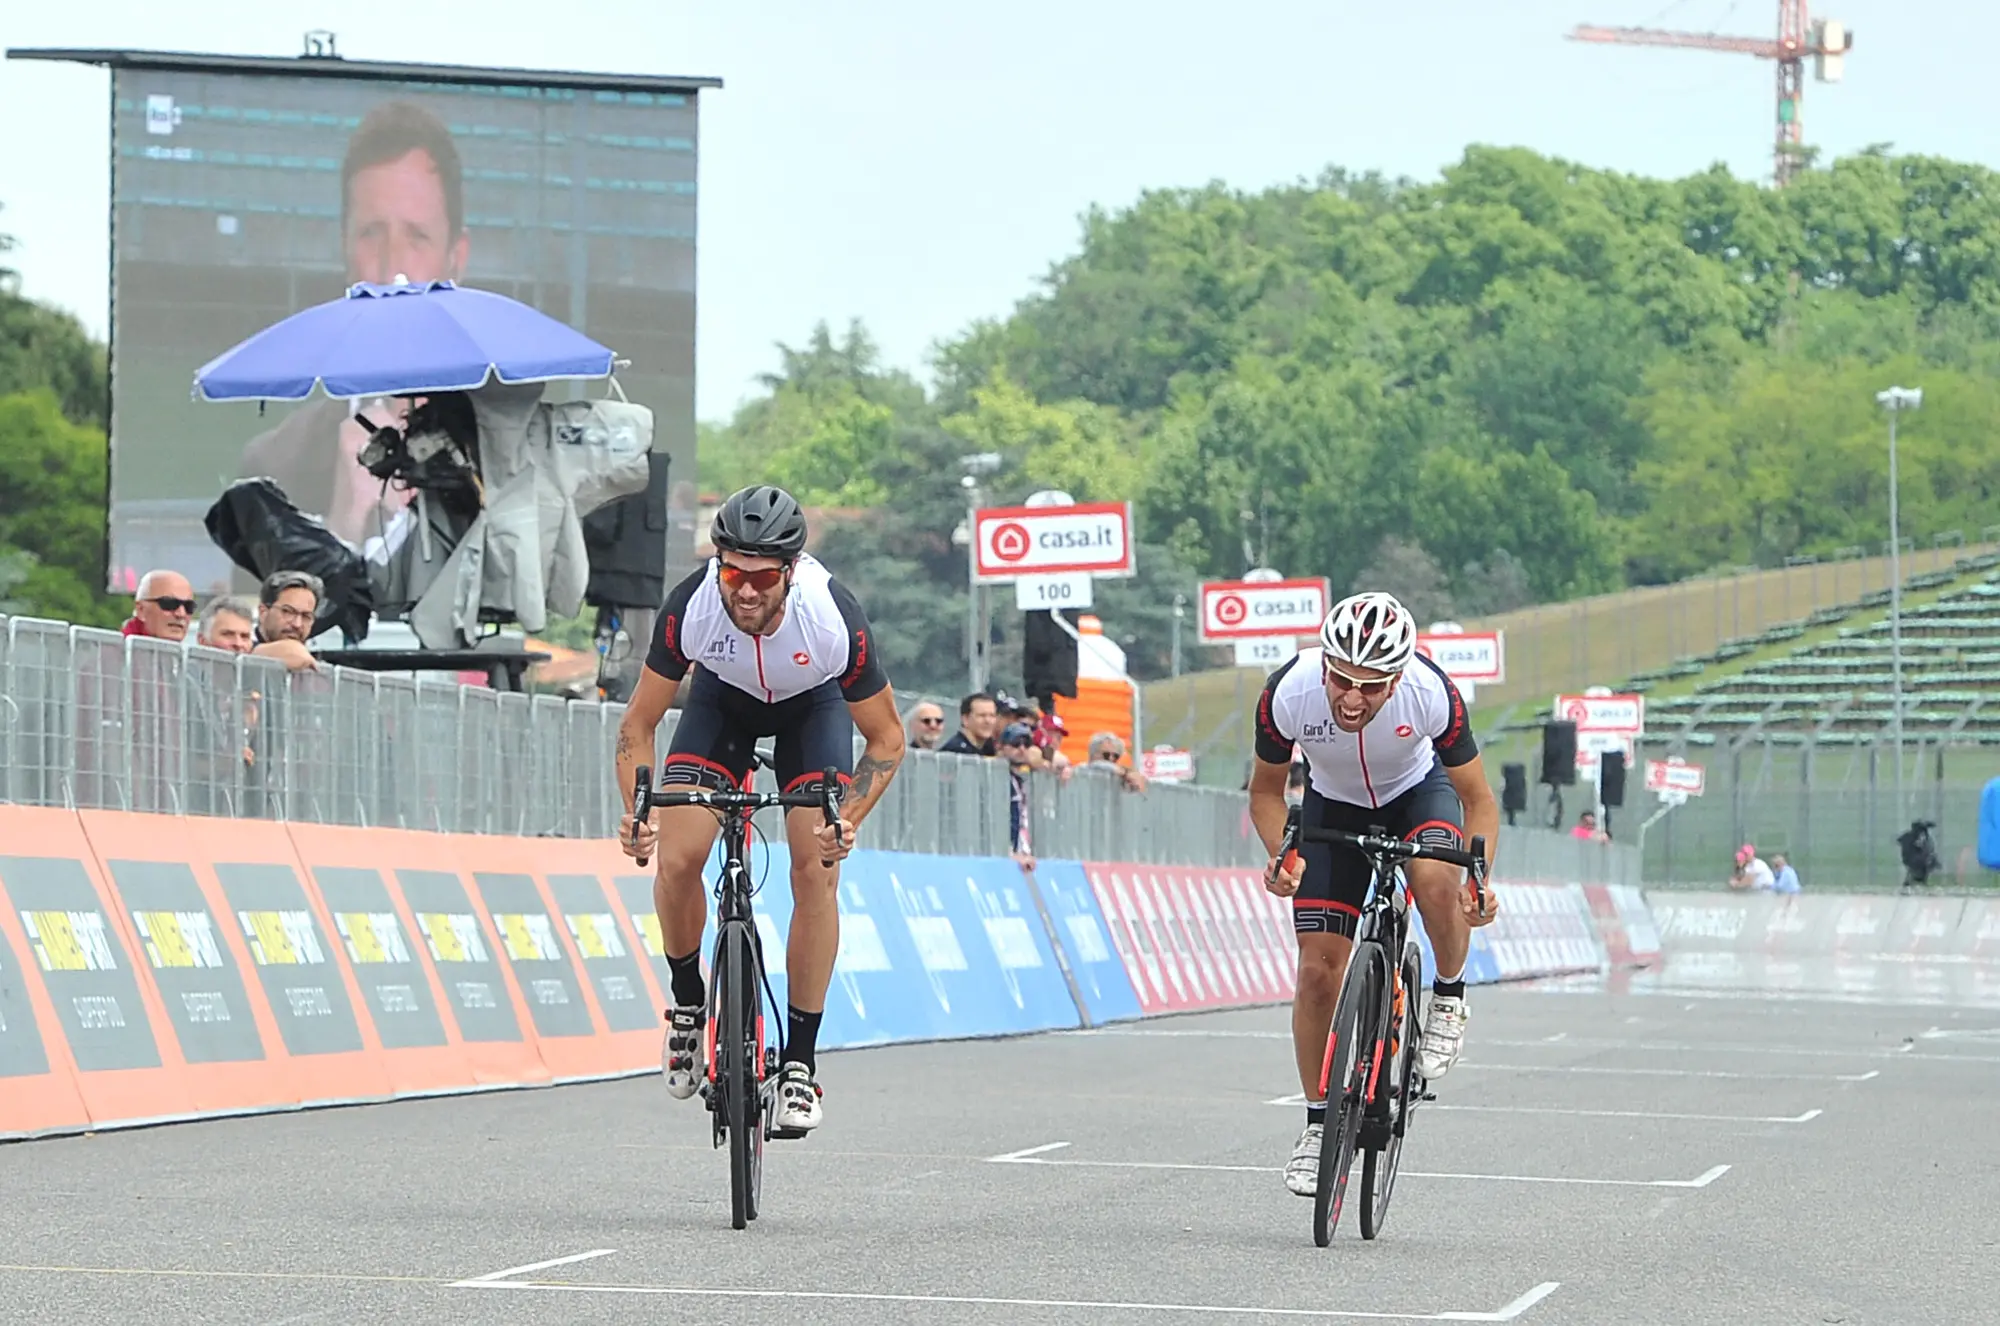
left=1570, top=2, right=1854, bottom=187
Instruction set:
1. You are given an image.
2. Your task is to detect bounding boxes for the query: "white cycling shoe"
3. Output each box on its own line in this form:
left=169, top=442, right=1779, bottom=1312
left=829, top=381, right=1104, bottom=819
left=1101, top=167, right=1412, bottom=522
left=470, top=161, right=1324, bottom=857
left=661, top=1005, right=705, bottom=1100
left=771, top=1062, right=823, bottom=1133
left=1418, top=994, right=1469, bottom=1080
left=1284, top=1122, right=1322, bottom=1197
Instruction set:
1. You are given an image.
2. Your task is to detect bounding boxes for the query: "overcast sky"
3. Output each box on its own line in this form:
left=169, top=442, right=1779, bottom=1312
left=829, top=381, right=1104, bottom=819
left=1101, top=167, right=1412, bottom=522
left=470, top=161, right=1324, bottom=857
left=2, top=1, right=1988, bottom=422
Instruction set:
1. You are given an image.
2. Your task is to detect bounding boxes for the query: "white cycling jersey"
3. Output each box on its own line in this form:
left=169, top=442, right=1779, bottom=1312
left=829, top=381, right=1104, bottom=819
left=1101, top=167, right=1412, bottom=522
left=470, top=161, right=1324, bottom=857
left=1255, top=647, right=1478, bottom=808
left=646, top=554, right=885, bottom=704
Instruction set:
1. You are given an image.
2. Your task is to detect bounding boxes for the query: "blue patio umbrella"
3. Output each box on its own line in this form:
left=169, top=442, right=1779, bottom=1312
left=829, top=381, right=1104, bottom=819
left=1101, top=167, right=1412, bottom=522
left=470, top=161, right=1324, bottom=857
left=193, top=278, right=618, bottom=402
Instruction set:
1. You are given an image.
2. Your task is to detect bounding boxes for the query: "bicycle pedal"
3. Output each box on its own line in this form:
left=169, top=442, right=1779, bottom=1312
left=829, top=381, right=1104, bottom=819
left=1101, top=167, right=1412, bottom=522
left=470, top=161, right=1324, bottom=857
left=767, top=1125, right=809, bottom=1141
left=1419, top=1089, right=1437, bottom=1102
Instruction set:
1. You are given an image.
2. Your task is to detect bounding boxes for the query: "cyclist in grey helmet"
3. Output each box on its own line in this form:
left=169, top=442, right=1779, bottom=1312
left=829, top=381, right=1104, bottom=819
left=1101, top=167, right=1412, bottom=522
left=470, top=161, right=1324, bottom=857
left=615, top=485, right=907, bottom=1134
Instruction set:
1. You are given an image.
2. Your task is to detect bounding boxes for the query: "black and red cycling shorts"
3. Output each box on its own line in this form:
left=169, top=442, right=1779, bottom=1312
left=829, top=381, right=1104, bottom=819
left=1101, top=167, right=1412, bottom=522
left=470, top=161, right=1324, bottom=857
left=1292, top=761, right=1464, bottom=940
left=661, top=667, right=853, bottom=796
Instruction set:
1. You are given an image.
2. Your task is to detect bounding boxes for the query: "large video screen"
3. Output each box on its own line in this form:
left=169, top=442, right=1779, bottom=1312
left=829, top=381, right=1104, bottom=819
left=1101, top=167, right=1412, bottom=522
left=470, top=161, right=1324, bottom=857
left=108, top=67, right=701, bottom=595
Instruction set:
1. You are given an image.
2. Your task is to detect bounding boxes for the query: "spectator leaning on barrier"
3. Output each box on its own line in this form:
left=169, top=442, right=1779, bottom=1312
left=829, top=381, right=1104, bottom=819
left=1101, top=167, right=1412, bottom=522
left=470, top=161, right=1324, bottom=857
left=1571, top=809, right=1607, bottom=842
left=906, top=701, right=947, bottom=751
left=196, top=595, right=257, bottom=654
left=252, top=571, right=324, bottom=673
left=1085, top=731, right=1148, bottom=793
left=941, top=691, right=999, bottom=756
left=998, top=720, right=1038, bottom=869
left=1770, top=852, right=1801, bottom=894
left=123, top=569, right=196, bottom=642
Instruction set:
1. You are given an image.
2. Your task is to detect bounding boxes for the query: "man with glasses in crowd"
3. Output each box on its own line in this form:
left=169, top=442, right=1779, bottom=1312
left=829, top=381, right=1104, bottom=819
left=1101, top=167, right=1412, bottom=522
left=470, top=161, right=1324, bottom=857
left=907, top=701, right=948, bottom=751
left=250, top=571, right=325, bottom=673
left=122, top=570, right=197, bottom=642
left=1246, top=590, right=1501, bottom=1199
left=615, top=485, right=906, bottom=1136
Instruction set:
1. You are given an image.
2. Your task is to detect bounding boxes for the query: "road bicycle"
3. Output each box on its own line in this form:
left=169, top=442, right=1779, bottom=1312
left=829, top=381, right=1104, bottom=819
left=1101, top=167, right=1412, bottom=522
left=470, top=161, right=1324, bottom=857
left=1277, top=808, right=1488, bottom=1246
left=631, top=752, right=842, bottom=1230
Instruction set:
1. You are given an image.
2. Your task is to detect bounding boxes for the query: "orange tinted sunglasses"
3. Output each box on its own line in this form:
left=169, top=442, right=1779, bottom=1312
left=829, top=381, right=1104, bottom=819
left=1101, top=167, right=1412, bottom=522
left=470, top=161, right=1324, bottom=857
left=1323, top=663, right=1393, bottom=697
left=718, top=562, right=789, bottom=592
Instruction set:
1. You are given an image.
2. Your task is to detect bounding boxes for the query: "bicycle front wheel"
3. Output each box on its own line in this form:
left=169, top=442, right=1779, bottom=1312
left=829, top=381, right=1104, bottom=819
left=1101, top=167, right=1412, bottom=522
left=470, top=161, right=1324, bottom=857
left=1314, top=940, right=1387, bottom=1248
left=720, top=922, right=763, bottom=1230
left=1360, top=940, right=1423, bottom=1240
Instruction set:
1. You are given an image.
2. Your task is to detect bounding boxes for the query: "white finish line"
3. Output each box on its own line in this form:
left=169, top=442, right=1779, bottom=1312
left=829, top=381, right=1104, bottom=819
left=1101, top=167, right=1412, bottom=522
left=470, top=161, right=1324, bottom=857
left=448, top=1250, right=1562, bottom=1320
left=1262, top=1095, right=1823, bottom=1124
left=984, top=1143, right=1730, bottom=1189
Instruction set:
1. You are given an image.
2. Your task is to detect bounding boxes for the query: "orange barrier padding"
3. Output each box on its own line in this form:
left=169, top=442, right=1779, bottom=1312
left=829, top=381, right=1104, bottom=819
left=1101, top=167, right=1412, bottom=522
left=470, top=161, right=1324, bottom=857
left=79, top=811, right=309, bottom=1119
left=192, top=817, right=397, bottom=1110
left=286, top=824, right=549, bottom=1091
left=451, top=835, right=659, bottom=1081
left=1053, top=678, right=1135, bottom=768
left=0, top=807, right=197, bottom=1132
left=533, top=837, right=669, bottom=1028
left=604, top=862, right=677, bottom=1006
left=0, top=813, right=93, bottom=1137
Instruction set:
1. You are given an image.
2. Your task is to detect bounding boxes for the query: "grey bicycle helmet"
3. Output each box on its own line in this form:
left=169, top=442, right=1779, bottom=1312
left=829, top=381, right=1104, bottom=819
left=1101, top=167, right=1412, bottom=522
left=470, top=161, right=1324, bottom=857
left=710, top=485, right=808, bottom=559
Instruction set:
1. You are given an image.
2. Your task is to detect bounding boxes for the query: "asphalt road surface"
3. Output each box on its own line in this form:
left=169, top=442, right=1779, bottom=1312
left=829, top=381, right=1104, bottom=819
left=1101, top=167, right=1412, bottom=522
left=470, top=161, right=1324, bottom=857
left=2, top=981, right=1993, bottom=1324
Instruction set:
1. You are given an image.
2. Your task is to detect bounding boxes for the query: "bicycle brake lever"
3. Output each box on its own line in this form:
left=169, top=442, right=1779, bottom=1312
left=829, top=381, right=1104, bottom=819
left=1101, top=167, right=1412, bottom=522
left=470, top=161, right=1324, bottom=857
left=819, top=764, right=843, bottom=869
left=631, top=765, right=652, bottom=869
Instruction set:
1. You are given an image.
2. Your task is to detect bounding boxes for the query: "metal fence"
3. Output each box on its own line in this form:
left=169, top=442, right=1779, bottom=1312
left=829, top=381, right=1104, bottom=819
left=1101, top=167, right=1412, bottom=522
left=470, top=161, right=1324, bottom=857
left=0, top=615, right=1270, bottom=865
left=1632, top=732, right=2000, bottom=892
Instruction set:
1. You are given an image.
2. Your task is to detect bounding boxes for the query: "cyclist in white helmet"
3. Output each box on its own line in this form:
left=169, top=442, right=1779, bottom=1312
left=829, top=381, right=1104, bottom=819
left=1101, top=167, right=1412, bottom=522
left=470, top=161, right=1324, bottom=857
left=1247, top=590, right=1500, bottom=1198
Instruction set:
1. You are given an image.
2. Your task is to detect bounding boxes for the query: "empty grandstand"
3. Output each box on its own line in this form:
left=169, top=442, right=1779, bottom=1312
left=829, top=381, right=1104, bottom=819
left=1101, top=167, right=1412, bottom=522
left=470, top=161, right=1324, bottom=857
left=1495, top=550, right=2000, bottom=893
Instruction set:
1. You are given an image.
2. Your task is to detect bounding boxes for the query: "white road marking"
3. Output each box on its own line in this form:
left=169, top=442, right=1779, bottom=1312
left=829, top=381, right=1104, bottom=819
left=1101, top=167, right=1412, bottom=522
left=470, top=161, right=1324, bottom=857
left=1440, top=1282, right=1564, bottom=1322
left=455, top=1275, right=1566, bottom=1320
left=1258, top=1097, right=1822, bottom=1123
left=1838, top=1070, right=1880, bottom=1082
left=1426, top=1104, right=1821, bottom=1125
left=1459, top=1062, right=1867, bottom=1082
left=985, top=1153, right=1731, bottom=1188
left=451, top=1249, right=615, bottom=1286
left=1541, top=1032, right=1568, bottom=1043
left=987, top=1141, right=1073, bottom=1162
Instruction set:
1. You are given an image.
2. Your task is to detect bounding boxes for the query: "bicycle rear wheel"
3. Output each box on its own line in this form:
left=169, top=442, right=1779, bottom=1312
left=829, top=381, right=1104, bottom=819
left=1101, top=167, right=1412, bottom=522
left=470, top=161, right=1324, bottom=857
left=720, top=922, right=763, bottom=1230
left=1313, top=940, right=1386, bottom=1248
left=1360, top=941, right=1423, bottom=1239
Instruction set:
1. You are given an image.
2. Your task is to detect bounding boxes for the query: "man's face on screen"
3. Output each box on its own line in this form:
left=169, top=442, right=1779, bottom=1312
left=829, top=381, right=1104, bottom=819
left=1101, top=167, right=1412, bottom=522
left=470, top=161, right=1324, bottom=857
left=343, top=149, right=468, bottom=285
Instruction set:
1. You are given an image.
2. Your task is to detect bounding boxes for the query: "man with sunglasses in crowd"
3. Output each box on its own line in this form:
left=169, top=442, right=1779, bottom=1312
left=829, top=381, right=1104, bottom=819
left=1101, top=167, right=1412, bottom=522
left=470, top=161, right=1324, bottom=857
left=615, top=485, right=906, bottom=1136
left=1246, top=590, right=1501, bottom=1198
left=122, top=570, right=198, bottom=642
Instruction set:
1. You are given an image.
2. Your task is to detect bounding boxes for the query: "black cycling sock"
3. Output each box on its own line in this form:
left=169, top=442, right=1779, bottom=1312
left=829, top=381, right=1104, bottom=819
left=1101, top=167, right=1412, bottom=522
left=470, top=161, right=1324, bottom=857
left=1432, top=977, right=1466, bottom=1000
left=786, top=1005, right=823, bottom=1072
left=666, top=949, right=705, bottom=1009
left=1305, top=1099, right=1327, bottom=1128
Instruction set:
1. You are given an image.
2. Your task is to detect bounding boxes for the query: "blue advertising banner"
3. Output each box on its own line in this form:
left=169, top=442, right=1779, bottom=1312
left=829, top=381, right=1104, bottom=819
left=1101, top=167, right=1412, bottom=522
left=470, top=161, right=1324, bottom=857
left=694, top=842, right=1083, bottom=1054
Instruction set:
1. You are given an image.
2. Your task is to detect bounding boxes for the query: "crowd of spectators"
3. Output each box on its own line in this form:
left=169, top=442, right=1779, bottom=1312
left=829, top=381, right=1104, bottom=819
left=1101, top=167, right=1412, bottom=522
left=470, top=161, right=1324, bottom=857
left=905, top=687, right=1155, bottom=868
left=122, top=565, right=326, bottom=675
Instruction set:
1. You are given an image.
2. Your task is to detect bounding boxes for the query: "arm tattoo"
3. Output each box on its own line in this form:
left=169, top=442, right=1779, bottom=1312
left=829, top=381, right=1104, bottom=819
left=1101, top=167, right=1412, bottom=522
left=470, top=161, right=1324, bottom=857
left=615, top=728, right=633, bottom=761
left=848, top=752, right=899, bottom=803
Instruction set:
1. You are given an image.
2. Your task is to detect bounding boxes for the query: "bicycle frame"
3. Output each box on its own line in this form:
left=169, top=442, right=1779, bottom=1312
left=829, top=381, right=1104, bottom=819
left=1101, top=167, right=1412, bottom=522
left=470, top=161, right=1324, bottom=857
left=1277, top=807, right=1488, bottom=1246
left=630, top=756, right=843, bottom=1229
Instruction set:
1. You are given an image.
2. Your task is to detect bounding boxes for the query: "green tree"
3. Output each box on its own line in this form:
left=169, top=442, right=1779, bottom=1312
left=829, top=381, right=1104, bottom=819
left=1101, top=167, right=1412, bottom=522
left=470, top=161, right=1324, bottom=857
left=0, top=391, right=121, bottom=625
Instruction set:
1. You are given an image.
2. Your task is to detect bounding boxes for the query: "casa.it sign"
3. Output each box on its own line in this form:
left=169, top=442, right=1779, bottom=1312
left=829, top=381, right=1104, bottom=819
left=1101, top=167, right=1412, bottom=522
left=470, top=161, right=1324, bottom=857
left=1197, top=579, right=1330, bottom=642
left=973, top=502, right=1134, bottom=581
left=1553, top=693, right=1645, bottom=736
left=1414, top=631, right=1505, bottom=684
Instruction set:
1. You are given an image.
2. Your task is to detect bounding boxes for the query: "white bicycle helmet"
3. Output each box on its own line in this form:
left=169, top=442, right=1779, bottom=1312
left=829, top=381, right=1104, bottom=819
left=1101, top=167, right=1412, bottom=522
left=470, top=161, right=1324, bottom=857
left=1319, top=591, right=1418, bottom=674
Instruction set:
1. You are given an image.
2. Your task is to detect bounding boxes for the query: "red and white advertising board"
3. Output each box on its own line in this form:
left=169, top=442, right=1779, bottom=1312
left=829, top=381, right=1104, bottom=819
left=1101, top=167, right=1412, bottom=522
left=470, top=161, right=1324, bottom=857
left=974, top=502, right=1134, bottom=581
left=1139, top=748, right=1195, bottom=782
left=1415, top=631, right=1505, bottom=684
left=1197, top=579, right=1330, bottom=643
left=1644, top=758, right=1706, bottom=797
